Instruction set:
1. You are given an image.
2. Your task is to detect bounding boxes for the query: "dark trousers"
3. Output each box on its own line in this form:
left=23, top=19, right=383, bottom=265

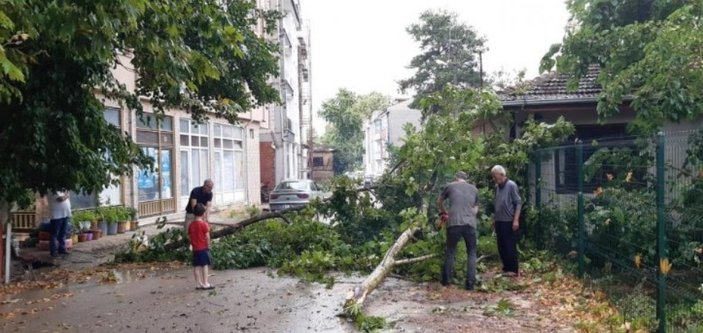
left=442, top=225, right=476, bottom=287
left=495, top=220, right=519, bottom=274
left=50, top=217, right=69, bottom=255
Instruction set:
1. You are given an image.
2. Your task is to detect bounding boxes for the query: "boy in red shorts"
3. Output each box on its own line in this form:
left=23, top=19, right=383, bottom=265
left=188, top=203, right=213, bottom=290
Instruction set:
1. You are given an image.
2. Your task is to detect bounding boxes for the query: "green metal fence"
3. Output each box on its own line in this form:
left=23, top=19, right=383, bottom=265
left=527, top=130, right=703, bottom=333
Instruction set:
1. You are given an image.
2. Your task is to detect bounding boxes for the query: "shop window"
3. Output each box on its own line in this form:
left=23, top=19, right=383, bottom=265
left=136, top=114, right=174, bottom=216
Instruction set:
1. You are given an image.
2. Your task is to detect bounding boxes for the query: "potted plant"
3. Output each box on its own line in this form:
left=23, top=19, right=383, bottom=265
left=103, top=207, right=119, bottom=235
left=88, top=209, right=102, bottom=239
left=69, top=219, right=79, bottom=244
left=91, top=227, right=102, bottom=240
left=128, top=207, right=139, bottom=230
left=116, top=207, right=129, bottom=234
left=65, top=219, right=79, bottom=245
left=72, top=210, right=95, bottom=231
left=71, top=229, right=79, bottom=244
left=96, top=207, right=109, bottom=236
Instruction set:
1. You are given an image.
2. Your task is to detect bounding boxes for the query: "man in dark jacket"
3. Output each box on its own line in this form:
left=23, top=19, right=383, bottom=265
left=185, top=179, right=214, bottom=233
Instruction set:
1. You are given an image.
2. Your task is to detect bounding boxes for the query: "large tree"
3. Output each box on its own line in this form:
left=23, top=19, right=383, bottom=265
left=541, top=0, right=703, bottom=134
left=319, top=89, right=390, bottom=175
left=399, top=9, right=486, bottom=111
left=0, top=1, right=280, bottom=216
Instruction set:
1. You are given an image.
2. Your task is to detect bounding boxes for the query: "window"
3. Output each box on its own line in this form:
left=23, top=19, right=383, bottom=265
left=374, top=119, right=383, bottom=132
left=213, top=123, right=245, bottom=203
left=275, top=180, right=310, bottom=191
left=374, top=140, right=384, bottom=160
left=313, top=157, right=324, bottom=167
left=179, top=119, right=209, bottom=198
left=554, top=124, right=629, bottom=193
left=136, top=114, right=174, bottom=206
left=71, top=108, right=122, bottom=208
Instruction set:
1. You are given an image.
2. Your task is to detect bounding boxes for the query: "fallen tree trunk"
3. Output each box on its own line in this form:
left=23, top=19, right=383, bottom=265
left=344, top=224, right=437, bottom=309
left=163, top=205, right=308, bottom=251
left=344, top=201, right=437, bottom=311
left=209, top=206, right=305, bottom=239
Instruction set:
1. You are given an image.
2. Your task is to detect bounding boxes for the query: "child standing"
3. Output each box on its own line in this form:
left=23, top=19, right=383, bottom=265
left=188, top=203, right=213, bottom=290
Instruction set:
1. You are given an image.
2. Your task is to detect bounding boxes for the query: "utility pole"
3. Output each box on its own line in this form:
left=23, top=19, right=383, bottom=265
left=479, top=50, right=483, bottom=89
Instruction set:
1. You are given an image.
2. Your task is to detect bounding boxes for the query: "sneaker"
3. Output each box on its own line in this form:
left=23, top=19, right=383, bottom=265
left=50, top=253, right=59, bottom=258
left=465, top=283, right=474, bottom=291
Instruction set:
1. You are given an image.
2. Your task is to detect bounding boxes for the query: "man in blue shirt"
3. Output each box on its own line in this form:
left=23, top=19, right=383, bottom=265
left=491, top=165, right=522, bottom=277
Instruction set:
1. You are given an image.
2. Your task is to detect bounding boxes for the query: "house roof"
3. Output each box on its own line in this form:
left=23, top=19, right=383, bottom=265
left=500, top=64, right=602, bottom=107
left=312, top=143, right=335, bottom=153
left=387, top=98, right=413, bottom=111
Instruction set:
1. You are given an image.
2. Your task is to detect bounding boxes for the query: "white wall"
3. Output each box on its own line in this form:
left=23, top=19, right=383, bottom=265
left=387, top=99, right=422, bottom=146
left=261, top=0, right=309, bottom=183
left=108, top=52, right=263, bottom=214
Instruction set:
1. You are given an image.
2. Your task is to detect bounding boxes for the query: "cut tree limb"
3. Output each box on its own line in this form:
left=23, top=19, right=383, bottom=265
left=163, top=205, right=307, bottom=251
left=394, top=254, right=437, bottom=266
left=344, top=201, right=432, bottom=310
left=209, top=207, right=304, bottom=239
left=345, top=224, right=421, bottom=308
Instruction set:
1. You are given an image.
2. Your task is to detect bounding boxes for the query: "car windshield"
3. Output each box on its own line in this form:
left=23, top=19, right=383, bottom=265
left=275, top=181, right=309, bottom=191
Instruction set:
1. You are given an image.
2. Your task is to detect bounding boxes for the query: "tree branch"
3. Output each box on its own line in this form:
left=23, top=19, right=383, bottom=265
left=394, top=254, right=437, bottom=266
left=163, top=205, right=307, bottom=251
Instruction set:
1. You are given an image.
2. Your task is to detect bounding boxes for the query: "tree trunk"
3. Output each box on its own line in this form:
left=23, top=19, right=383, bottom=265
left=345, top=224, right=421, bottom=307
left=345, top=201, right=431, bottom=309
left=1, top=200, right=12, bottom=284
left=0, top=200, right=11, bottom=227
left=209, top=207, right=306, bottom=239
left=163, top=205, right=308, bottom=251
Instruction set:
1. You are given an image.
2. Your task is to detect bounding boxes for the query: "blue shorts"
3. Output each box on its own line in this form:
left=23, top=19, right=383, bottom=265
left=192, top=249, right=211, bottom=267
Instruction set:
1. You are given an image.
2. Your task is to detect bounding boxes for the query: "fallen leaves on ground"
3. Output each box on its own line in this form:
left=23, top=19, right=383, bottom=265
left=532, top=269, right=622, bottom=332
left=395, top=264, right=631, bottom=332
left=0, top=261, right=184, bottom=297
left=0, top=261, right=185, bottom=321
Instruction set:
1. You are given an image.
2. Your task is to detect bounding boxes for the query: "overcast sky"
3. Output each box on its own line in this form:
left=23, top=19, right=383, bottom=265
left=303, top=0, right=570, bottom=134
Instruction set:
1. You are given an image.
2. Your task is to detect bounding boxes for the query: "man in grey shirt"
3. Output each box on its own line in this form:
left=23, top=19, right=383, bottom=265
left=437, top=171, right=479, bottom=290
left=491, top=165, right=522, bottom=277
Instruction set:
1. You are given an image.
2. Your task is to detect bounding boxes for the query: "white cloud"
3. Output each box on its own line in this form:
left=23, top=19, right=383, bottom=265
left=303, top=0, right=570, bottom=134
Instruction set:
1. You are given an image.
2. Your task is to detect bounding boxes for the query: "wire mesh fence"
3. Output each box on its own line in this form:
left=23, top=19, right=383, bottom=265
left=526, top=130, right=703, bottom=333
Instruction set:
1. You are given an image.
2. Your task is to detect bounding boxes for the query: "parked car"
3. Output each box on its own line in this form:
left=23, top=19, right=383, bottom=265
left=269, top=179, right=324, bottom=211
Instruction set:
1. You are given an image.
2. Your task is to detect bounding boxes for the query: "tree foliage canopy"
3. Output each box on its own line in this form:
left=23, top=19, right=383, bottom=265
left=395, top=85, right=575, bottom=198
left=0, top=0, right=280, bottom=206
left=319, top=89, right=391, bottom=175
left=399, top=9, right=486, bottom=111
left=541, top=0, right=703, bottom=134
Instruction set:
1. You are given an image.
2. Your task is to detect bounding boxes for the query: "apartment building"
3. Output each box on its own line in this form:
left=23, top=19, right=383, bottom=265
left=65, top=54, right=266, bottom=219
left=362, top=99, right=422, bottom=179
left=259, top=0, right=313, bottom=193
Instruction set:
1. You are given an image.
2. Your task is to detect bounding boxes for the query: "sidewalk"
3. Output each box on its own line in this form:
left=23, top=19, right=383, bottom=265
left=9, top=210, right=246, bottom=280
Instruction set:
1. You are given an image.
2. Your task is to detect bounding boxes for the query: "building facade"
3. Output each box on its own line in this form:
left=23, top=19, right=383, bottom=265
left=363, top=110, right=389, bottom=179
left=310, top=146, right=335, bottom=184
left=259, top=0, right=313, bottom=193
left=362, top=99, right=422, bottom=179
left=500, top=65, right=703, bottom=199
left=64, top=54, right=266, bottom=220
